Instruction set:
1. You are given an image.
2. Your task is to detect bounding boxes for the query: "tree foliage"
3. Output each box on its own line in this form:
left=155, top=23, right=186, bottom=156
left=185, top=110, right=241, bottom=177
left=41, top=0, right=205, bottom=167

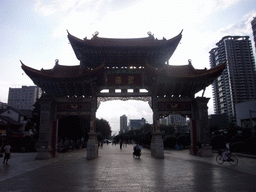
left=210, top=124, right=219, bottom=133
left=96, top=118, right=112, bottom=139
left=211, top=134, right=227, bottom=150
left=242, top=128, right=252, bottom=139
left=163, top=135, right=176, bottom=148
left=159, top=124, right=175, bottom=136
left=140, top=123, right=153, bottom=133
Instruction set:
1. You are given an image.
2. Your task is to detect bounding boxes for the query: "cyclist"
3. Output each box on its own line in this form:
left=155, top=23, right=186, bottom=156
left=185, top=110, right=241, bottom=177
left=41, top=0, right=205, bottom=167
left=222, top=141, right=230, bottom=161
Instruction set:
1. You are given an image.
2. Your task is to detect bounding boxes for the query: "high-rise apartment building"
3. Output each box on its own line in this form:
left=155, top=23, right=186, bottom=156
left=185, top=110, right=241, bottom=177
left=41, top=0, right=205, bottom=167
left=120, top=115, right=128, bottom=133
left=8, top=86, right=42, bottom=110
left=251, top=17, right=256, bottom=51
left=210, top=36, right=256, bottom=122
left=129, top=118, right=146, bottom=131
left=166, top=114, right=187, bottom=126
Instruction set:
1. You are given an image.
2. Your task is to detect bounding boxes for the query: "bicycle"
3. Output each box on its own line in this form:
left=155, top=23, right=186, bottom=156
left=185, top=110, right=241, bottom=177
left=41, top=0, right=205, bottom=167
left=216, top=149, right=238, bottom=166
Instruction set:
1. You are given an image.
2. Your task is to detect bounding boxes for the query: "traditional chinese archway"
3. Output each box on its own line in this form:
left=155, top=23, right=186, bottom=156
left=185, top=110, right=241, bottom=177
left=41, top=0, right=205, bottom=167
left=21, top=31, right=226, bottom=159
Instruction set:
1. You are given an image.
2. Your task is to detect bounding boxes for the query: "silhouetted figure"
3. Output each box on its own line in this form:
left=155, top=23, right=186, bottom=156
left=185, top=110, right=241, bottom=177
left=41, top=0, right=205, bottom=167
left=133, top=143, right=142, bottom=158
left=3, top=143, right=11, bottom=164
left=120, top=140, right=123, bottom=150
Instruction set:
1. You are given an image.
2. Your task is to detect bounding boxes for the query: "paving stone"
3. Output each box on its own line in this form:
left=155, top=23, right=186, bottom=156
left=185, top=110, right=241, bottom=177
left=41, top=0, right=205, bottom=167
left=1, top=144, right=256, bottom=191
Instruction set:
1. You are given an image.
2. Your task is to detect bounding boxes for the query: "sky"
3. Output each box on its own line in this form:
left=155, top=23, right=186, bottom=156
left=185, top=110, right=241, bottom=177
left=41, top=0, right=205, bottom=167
left=1, top=0, right=256, bottom=134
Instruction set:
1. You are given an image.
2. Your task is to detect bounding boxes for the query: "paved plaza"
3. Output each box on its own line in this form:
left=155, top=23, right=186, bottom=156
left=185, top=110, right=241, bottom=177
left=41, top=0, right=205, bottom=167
left=1, top=144, right=256, bottom=192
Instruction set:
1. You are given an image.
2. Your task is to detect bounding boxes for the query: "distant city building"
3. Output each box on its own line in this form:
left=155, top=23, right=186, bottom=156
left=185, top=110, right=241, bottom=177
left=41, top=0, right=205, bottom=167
left=165, top=114, right=187, bottom=126
left=235, top=100, right=256, bottom=128
left=120, top=115, right=128, bottom=133
left=159, top=118, right=167, bottom=125
left=251, top=17, right=256, bottom=51
left=129, top=118, right=146, bottom=130
left=210, top=36, right=256, bottom=122
left=8, top=86, right=42, bottom=110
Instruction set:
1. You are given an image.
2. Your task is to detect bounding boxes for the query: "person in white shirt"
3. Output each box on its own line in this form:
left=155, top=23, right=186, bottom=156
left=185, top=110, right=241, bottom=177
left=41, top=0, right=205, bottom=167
left=3, top=143, right=11, bottom=164
left=222, top=142, right=230, bottom=161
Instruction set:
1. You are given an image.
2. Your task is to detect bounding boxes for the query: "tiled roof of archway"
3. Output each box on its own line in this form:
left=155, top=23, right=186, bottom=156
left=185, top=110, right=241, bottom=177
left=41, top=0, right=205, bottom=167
left=146, top=61, right=226, bottom=79
left=21, top=31, right=226, bottom=98
left=21, top=60, right=225, bottom=80
left=68, top=32, right=180, bottom=47
left=21, top=61, right=105, bottom=80
left=67, top=31, right=183, bottom=68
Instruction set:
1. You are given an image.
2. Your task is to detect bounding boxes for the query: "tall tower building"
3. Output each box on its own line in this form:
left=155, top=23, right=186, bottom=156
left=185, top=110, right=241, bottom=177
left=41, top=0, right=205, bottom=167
left=210, top=36, right=256, bottom=122
left=251, top=17, right=256, bottom=51
left=120, top=115, right=127, bottom=133
left=8, top=86, right=42, bottom=110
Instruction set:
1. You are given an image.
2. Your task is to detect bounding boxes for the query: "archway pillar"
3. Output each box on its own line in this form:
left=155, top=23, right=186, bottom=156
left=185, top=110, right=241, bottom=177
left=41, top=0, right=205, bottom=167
left=151, top=97, right=164, bottom=158
left=35, top=96, right=58, bottom=159
left=191, top=97, right=213, bottom=157
left=86, top=97, right=98, bottom=160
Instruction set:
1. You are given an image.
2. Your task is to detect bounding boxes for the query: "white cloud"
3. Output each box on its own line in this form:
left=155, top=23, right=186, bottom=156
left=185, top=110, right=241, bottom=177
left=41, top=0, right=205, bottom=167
left=34, top=0, right=244, bottom=41
left=212, top=0, right=242, bottom=10
left=217, top=11, right=256, bottom=39
left=96, top=100, right=152, bottom=131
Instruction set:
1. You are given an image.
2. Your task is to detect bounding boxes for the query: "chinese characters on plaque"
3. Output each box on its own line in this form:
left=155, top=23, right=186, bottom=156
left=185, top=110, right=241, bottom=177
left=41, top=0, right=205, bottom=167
left=57, top=102, right=91, bottom=112
left=158, top=102, right=191, bottom=111
left=107, top=74, right=141, bottom=86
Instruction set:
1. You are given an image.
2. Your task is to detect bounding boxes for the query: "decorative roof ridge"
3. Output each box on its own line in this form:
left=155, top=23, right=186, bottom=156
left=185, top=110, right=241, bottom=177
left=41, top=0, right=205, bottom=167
left=206, top=61, right=226, bottom=73
left=52, top=63, right=80, bottom=71
left=145, top=60, right=226, bottom=78
left=21, top=60, right=38, bottom=71
left=0, top=115, right=22, bottom=125
left=67, top=30, right=183, bottom=47
left=161, top=60, right=195, bottom=69
left=21, top=60, right=105, bottom=79
left=0, top=105, right=26, bottom=116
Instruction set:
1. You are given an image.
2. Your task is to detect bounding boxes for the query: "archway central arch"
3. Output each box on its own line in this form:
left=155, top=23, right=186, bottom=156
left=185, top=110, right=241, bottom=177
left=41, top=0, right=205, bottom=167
left=96, top=97, right=153, bottom=137
left=97, top=96, right=152, bottom=109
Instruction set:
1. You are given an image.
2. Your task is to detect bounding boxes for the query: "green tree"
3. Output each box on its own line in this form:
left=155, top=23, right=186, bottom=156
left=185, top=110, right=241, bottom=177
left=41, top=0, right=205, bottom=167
left=210, top=124, right=219, bottom=133
left=96, top=118, right=112, bottom=139
left=226, top=122, right=239, bottom=141
left=140, top=123, right=153, bottom=133
left=211, top=134, right=227, bottom=150
left=160, top=124, right=175, bottom=137
left=97, top=132, right=104, bottom=141
left=242, top=128, right=252, bottom=140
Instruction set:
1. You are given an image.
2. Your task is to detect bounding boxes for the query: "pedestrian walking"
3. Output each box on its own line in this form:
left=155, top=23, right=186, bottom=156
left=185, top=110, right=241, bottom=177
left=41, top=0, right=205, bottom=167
left=120, top=140, right=123, bottom=150
left=3, top=143, right=11, bottom=164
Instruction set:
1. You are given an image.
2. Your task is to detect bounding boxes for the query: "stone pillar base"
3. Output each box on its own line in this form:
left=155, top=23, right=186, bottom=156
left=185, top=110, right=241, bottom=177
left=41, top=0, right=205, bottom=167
left=87, top=133, right=98, bottom=160
left=197, top=145, right=213, bottom=157
left=151, top=132, right=164, bottom=159
left=35, top=148, right=54, bottom=160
